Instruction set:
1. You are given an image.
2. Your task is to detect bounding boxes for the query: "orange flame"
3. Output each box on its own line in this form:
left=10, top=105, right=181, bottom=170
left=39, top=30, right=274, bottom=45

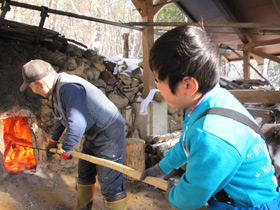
left=3, top=117, right=36, bottom=173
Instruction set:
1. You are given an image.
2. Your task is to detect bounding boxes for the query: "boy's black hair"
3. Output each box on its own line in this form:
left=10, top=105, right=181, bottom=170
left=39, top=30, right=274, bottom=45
left=149, top=25, right=221, bottom=94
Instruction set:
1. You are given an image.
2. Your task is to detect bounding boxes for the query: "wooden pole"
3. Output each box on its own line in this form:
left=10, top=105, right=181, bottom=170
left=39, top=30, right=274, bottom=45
left=132, top=0, right=155, bottom=99
left=131, top=0, right=167, bottom=99
left=49, top=148, right=168, bottom=191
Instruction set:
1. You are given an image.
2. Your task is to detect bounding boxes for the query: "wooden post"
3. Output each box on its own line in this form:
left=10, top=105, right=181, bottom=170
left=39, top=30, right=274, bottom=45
left=131, top=0, right=167, bottom=99
left=122, top=32, right=129, bottom=58
left=243, top=51, right=250, bottom=79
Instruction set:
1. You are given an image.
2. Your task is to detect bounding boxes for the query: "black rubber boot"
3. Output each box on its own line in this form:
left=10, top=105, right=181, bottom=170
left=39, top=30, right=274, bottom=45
left=76, top=178, right=95, bottom=210
left=106, top=191, right=127, bottom=210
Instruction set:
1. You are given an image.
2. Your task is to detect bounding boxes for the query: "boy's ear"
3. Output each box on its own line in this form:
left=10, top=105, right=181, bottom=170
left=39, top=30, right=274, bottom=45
left=183, top=77, right=199, bottom=96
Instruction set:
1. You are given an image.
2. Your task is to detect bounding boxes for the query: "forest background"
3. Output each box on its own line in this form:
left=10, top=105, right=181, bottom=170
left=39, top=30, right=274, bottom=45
left=4, top=0, right=280, bottom=88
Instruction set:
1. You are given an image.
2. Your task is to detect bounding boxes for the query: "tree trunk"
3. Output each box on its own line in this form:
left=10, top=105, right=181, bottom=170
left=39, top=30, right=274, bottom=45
left=125, top=138, right=145, bottom=180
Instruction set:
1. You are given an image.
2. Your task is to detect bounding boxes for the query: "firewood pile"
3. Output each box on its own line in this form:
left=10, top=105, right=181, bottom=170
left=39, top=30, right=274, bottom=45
left=143, top=131, right=185, bottom=182
left=144, top=130, right=182, bottom=168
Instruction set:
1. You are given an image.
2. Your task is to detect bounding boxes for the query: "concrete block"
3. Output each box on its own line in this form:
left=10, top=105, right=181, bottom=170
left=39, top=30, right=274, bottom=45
left=132, top=101, right=168, bottom=139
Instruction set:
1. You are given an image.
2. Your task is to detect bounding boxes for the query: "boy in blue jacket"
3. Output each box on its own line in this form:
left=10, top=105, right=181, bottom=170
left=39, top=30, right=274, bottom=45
left=140, top=26, right=280, bottom=210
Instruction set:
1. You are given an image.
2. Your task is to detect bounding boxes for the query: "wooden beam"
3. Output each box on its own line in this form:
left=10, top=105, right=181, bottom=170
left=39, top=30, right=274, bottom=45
left=238, top=38, right=280, bottom=50
left=243, top=51, right=250, bottom=79
left=250, top=49, right=280, bottom=64
left=131, top=0, right=149, bottom=17
left=230, top=90, right=280, bottom=104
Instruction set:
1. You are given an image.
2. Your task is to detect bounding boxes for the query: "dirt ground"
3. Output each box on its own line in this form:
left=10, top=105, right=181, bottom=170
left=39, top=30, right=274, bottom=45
left=0, top=156, right=207, bottom=210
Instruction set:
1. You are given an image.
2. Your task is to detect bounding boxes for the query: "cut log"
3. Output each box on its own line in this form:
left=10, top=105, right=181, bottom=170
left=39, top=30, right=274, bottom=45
left=125, top=138, right=145, bottom=180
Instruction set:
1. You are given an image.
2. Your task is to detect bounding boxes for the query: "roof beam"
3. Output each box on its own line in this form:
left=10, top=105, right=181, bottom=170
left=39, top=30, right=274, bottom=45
left=238, top=38, right=280, bottom=50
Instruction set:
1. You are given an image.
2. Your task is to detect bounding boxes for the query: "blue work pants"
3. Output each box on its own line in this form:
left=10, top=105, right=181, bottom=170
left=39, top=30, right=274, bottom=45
left=78, top=114, right=126, bottom=200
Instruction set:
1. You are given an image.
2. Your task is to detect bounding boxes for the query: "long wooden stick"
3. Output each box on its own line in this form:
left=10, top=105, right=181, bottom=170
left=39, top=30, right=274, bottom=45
left=49, top=148, right=168, bottom=191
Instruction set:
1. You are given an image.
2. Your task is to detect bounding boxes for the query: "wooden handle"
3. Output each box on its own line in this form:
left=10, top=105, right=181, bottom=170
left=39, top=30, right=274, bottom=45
left=49, top=148, right=168, bottom=191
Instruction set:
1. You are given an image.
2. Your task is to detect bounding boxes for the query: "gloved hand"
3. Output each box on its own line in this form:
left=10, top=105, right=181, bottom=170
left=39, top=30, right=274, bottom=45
left=46, top=140, right=58, bottom=157
left=140, top=163, right=166, bottom=181
left=61, top=150, right=73, bottom=160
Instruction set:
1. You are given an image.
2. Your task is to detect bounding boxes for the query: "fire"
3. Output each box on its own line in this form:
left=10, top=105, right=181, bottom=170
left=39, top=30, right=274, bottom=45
left=3, top=117, right=36, bottom=173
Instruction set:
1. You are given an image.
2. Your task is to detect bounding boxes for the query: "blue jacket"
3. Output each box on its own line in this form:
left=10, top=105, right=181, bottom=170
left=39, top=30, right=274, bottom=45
left=51, top=72, right=120, bottom=151
left=160, top=86, right=278, bottom=210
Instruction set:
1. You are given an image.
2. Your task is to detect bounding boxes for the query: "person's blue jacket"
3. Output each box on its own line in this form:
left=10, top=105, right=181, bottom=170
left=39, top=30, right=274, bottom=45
left=160, top=86, right=279, bottom=210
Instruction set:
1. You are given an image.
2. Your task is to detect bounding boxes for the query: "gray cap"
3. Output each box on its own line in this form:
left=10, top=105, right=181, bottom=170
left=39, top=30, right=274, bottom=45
left=20, top=59, right=54, bottom=92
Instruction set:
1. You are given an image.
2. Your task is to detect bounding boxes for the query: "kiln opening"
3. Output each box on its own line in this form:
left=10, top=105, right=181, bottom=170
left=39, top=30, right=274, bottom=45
left=3, top=116, right=36, bottom=173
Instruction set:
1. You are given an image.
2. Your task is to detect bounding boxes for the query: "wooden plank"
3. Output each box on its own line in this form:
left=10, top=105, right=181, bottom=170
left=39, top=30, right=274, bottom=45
left=230, top=90, right=280, bottom=104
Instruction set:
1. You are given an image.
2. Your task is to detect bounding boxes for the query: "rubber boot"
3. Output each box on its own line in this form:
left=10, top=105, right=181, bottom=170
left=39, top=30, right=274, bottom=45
left=76, top=178, right=95, bottom=210
left=106, top=191, right=127, bottom=210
